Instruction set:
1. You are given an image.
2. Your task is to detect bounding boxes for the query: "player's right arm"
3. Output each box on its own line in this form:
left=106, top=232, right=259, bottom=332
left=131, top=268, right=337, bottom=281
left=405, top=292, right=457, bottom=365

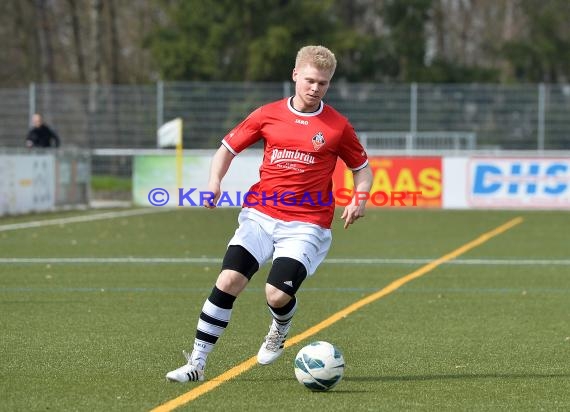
left=204, top=145, right=235, bottom=208
left=205, top=107, right=262, bottom=208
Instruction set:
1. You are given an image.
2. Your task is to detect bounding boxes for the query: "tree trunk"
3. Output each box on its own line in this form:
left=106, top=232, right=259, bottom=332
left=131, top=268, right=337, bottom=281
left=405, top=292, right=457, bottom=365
left=105, top=0, right=121, bottom=150
left=88, top=0, right=103, bottom=147
left=35, top=0, right=56, bottom=83
left=67, top=0, right=87, bottom=83
left=106, top=0, right=120, bottom=84
left=89, top=0, right=103, bottom=86
left=432, top=0, right=446, bottom=60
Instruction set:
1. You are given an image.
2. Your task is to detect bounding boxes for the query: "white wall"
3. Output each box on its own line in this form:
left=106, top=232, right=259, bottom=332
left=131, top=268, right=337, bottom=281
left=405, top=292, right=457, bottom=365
left=0, top=154, right=55, bottom=215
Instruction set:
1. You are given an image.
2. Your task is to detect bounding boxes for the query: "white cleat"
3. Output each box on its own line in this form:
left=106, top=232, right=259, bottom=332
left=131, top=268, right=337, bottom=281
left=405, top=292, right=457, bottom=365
left=257, top=320, right=291, bottom=365
left=165, top=350, right=205, bottom=383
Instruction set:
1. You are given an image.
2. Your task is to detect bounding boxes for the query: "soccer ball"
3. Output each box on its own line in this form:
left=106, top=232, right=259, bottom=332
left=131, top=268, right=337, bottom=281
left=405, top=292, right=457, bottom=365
left=294, top=341, right=345, bottom=391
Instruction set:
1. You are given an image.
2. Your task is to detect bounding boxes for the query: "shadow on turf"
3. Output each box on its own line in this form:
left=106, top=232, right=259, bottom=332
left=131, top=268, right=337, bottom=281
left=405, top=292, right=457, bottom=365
left=345, top=373, right=570, bottom=382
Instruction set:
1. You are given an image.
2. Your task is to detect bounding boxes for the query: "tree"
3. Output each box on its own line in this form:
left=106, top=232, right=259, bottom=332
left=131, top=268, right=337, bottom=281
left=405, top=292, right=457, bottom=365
left=503, top=0, right=570, bottom=82
left=0, top=0, right=568, bottom=86
left=145, top=0, right=340, bottom=81
left=382, top=0, right=432, bottom=81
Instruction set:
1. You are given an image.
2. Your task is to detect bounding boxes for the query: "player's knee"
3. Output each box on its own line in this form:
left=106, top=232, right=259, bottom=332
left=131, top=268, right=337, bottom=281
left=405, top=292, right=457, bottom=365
left=265, top=284, right=291, bottom=307
left=221, top=245, right=259, bottom=280
left=266, top=257, right=307, bottom=300
left=215, top=269, right=249, bottom=296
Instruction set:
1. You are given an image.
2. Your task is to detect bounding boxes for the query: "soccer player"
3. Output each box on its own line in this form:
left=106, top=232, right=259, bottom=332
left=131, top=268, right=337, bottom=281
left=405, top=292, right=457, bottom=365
left=166, top=45, right=373, bottom=382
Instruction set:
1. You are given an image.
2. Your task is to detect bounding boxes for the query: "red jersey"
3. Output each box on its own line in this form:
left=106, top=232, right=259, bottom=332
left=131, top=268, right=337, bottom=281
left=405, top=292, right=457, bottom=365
left=222, top=97, right=368, bottom=228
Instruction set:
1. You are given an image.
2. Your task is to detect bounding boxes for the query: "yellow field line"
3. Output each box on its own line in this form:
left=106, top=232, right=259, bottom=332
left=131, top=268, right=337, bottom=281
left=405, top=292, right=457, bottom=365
left=151, top=216, right=524, bottom=412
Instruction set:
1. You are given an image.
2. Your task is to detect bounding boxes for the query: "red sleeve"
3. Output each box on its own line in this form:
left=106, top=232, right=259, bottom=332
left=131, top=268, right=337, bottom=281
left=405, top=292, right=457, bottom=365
left=338, top=122, right=368, bottom=170
left=221, top=107, right=263, bottom=154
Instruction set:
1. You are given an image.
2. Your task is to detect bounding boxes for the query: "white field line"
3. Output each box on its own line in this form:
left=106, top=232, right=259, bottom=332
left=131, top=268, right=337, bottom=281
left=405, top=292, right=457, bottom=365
left=0, top=208, right=165, bottom=232
left=0, top=257, right=569, bottom=265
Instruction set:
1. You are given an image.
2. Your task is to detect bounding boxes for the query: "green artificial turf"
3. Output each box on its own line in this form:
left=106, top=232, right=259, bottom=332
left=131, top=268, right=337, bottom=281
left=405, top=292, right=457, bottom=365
left=1, top=208, right=568, bottom=411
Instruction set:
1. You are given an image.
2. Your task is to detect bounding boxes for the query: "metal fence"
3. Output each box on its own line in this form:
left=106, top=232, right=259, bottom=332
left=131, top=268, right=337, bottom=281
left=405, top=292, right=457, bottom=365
left=358, top=131, right=477, bottom=151
left=1, top=82, right=569, bottom=150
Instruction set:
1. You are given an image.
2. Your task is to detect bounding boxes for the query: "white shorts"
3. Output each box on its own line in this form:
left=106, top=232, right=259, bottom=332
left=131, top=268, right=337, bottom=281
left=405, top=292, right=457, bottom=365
left=227, top=208, right=332, bottom=276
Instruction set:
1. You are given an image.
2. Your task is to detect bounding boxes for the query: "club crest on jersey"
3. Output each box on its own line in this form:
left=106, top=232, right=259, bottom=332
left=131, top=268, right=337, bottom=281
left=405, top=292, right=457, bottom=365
left=312, top=132, right=325, bottom=151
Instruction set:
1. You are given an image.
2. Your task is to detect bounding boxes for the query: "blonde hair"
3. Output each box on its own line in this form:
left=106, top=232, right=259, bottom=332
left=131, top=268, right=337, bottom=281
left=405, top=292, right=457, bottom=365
left=295, top=45, right=337, bottom=76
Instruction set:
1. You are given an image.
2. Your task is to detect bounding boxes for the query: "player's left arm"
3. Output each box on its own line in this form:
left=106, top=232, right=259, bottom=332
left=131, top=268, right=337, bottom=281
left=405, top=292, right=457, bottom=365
left=341, top=164, right=373, bottom=229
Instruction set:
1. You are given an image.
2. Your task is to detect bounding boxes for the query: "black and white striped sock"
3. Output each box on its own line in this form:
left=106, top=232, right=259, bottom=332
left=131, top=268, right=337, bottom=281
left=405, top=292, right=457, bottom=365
left=268, top=296, right=297, bottom=327
left=192, top=286, right=236, bottom=364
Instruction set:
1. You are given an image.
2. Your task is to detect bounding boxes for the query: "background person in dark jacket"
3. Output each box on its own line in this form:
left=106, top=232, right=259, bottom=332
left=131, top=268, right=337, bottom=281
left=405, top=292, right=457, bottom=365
left=25, top=113, right=61, bottom=148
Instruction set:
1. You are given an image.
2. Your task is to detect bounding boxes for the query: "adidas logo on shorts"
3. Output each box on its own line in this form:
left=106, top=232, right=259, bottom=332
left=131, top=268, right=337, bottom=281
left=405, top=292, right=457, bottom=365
left=283, top=280, right=293, bottom=287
